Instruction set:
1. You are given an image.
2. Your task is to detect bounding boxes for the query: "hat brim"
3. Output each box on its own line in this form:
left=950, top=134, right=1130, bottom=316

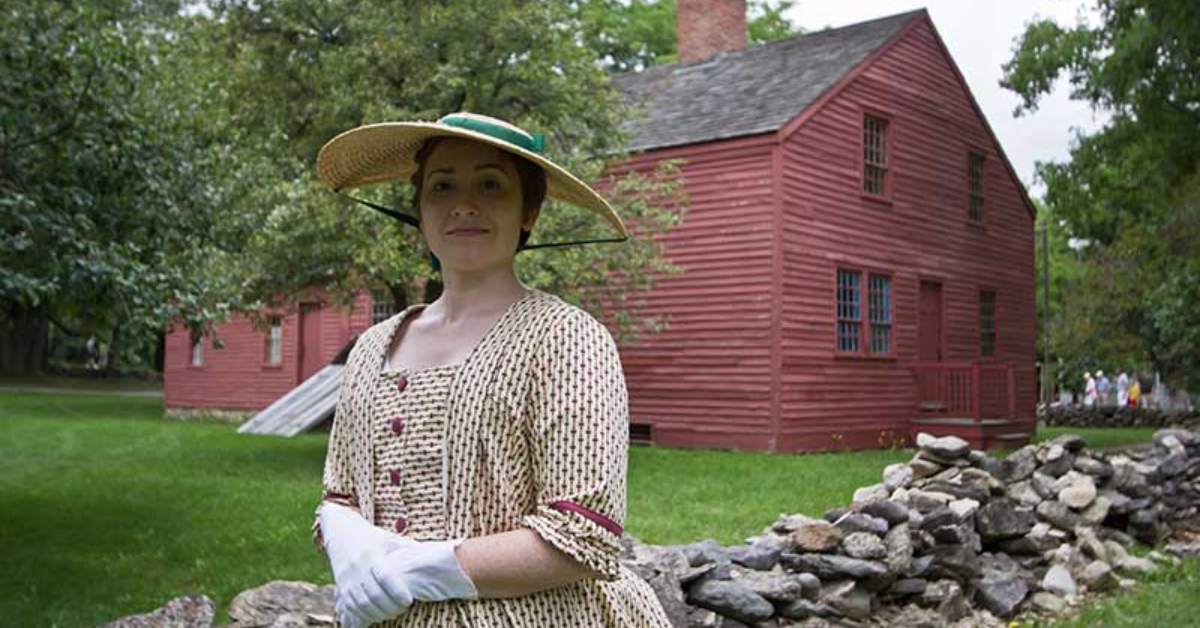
left=316, top=121, right=627, bottom=238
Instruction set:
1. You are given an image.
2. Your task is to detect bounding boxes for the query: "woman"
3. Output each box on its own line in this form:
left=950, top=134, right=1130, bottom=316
left=309, top=113, right=672, bottom=627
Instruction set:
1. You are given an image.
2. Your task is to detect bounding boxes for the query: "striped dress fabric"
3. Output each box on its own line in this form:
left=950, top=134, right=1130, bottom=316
left=312, top=288, right=672, bottom=627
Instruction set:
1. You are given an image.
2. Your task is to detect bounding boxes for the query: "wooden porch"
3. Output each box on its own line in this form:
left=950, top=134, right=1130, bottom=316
left=909, top=362, right=1032, bottom=450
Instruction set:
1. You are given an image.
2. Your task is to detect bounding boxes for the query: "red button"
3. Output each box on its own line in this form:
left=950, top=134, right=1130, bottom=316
left=394, top=516, right=408, bottom=533
left=391, top=417, right=404, bottom=435
left=389, top=469, right=401, bottom=485
left=396, top=376, right=408, bottom=392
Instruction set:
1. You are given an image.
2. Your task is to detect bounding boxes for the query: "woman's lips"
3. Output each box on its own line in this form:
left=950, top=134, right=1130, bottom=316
left=449, top=228, right=489, bottom=236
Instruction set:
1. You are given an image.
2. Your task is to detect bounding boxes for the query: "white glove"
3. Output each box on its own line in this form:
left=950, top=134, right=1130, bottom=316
left=318, top=503, right=411, bottom=628
left=366, top=536, right=480, bottom=611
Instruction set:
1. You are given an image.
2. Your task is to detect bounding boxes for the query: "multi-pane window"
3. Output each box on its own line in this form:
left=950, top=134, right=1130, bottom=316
left=265, top=316, right=282, bottom=365
left=863, top=114, right=889, bottom=196
left=191, top=339, right=203, bottom=366
left=836, top=269, right=861, bottom=352
left=868, top=274, right=892, bottom=354
left=372, top=289, right=395, bottom=324
left=980, top=290, right=996, bottom=357
left=968, top=152, right=984, bottom=221
left=838, top=269, right=893, bottom=355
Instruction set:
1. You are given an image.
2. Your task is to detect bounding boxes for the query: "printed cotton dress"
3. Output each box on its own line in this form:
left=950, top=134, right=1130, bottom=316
left=314, top=292, right=673, bottom=627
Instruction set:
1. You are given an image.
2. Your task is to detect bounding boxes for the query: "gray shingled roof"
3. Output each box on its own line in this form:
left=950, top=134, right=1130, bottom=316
left=612, top=10, right=923, bottom=152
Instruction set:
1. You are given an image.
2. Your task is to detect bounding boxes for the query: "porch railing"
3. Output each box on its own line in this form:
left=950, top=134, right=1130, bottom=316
left=910, top=362, right=1015, bottom=421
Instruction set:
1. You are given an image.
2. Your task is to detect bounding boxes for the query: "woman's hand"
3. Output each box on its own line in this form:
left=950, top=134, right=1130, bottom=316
left=318, top=503, right=412, bottom=627
left=367, top=538, right=479, bottom=608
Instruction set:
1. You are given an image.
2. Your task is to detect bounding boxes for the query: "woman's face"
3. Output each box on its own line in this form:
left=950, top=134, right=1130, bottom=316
left=418, top=138, right=537, bottom=273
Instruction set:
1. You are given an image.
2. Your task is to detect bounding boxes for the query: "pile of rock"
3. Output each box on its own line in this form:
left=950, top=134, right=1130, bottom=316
left=620, top=428, right=1200, bottom=627
left=1040, top=405, right=1199, bottom=429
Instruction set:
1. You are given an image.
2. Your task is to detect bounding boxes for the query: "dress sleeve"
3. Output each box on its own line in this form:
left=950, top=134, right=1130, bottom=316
left=519, top=309, right=628, bottom=582
left=312, top=363, right=363, bottom=555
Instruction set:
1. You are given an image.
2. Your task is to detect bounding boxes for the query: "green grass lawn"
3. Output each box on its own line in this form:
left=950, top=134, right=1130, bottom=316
left=1034, top=425, right=1158, bottom=451
left=0, top=390, right=1189, bottom=627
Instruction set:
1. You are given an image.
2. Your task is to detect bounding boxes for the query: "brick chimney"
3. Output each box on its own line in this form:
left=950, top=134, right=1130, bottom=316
left=677, top=0, right=747, bottom=64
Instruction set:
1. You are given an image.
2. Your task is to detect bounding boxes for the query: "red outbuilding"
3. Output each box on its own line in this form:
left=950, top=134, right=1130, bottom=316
left=165, top=5, right=1036, bottom=451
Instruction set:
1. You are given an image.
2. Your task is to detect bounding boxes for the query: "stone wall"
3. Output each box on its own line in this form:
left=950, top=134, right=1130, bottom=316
left=1041, top=405, right=1199, bottom=429
left=621, top=429, right=1200, bottom=627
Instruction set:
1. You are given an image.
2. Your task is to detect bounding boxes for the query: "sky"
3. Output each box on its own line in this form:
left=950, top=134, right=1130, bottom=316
left=786, top=0, right=1108, bottom=198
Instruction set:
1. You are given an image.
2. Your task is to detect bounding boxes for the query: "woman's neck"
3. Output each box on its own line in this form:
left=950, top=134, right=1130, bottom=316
left=429, top=266, right=529, bottom=326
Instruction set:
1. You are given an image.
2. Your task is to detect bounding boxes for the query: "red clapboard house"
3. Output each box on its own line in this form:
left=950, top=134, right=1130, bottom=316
left=164, top=4, right=1036, bottom=450
left=608, top=3, right=1036, bottom=451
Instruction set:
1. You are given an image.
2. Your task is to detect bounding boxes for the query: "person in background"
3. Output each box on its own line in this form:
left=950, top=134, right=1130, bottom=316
left=1128, top=375, right=1141, bottom=408
left=1116, top=370, right=1130, bottom=407
left=1083, top=372, right=1097, bottom=407
left=1097, top=370, right=1111, bottom=406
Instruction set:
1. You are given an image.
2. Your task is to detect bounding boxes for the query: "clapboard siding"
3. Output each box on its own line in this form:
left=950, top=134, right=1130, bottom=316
left=776, top=17, right=1036, bottom=450
left=164, top=291, right=372, bottom=411
left=606, top=135, right=778, bottom=447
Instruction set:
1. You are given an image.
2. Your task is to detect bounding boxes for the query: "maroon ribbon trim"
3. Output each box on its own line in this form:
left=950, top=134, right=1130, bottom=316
left=549, top=500, right=623, bottom=536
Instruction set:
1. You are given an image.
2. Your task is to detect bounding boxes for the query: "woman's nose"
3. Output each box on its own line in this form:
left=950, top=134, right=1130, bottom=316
left=451, top=198, right=480, bottom=216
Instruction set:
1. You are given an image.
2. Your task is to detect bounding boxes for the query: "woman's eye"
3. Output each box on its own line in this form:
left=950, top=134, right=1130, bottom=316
left=480, top=179, right=503, bottom=192
left=431, top=180, right=453, bottom=193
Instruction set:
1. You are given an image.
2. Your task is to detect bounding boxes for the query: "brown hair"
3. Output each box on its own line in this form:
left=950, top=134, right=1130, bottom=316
left=410, top=137, right=547, bottom=251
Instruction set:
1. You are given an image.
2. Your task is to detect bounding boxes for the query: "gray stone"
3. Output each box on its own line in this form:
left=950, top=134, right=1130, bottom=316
left=1040, top=445, right=1075, bottom=478
left=973, top=570, right=1029, bottom=618
left=887, top=578, right=928, bottom=596
left=948, top=498, right=980, bottom=520
left=918, top=433, right=971, bottom=459
left=227, top=582, right=333, bottom=628
left=685, top=578, right=776, bottom=625
left=793, top=572, right=822, bottom=601
left=919, top=579, right=971, bottom=622
left=1037, top=499, right=1083, bottom=531
left=842, top=531, right=888, bottom=560
left=780, top=552, right=889, bottom=580
left=727, top=543, right=782, bottom=571
left=925, top=544, right=982, bottom=581
left=1058, top=475, right=1098, bottom=509
left=777, top=599, right=839, bottom=621
left=1031, top=471, right=1060, bottom=500
left=1041, top=564, right=1076, bottom=597
left=921, top=479, right=990, bottom=502
left=976, top=499, right=1036, bottom=541
left=102, top=594, right=216, bottom=628
left=908, top=490, right=955, bottom=513
left=884, top=523, right=913, bottom=576
left=1075, top=525, right=1108, bottom=562
left=821, top=580, right=874, bottom=621
left=1049, top=433, right=1086, bottom=452
left=1001, top=446, right=1039, bottom=482
left=731, top=567, right=806, bottom=603
left=1079, top=560, right=1118, bottom=592
left=918, top=506, right=959, bottom=531
left=1115, top=554, right=1158, bottom=575
left=834, top=512, right=889, bottom=536
left=861, top=498, right=910, bottom=525
left=1080, top=495, right=1112, bottom=526
left=1154, top=452, right=1189, bottom=479
left=679, top=539, right=731, bottom=567
left=788, top=520, right=843, bottom=553
left=910, top=457, right=944, bottom=480
left=1031, top=591, right=1067, bottom=614
left=853, top=482, right=890, bottom=504
left=883, top=463, right=915, bottom=491
left=1074, top=456, right=1113, bottom=480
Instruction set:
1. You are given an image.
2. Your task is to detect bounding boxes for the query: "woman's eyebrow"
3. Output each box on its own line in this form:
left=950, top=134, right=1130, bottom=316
left=475, top=163, right=506, bottom=172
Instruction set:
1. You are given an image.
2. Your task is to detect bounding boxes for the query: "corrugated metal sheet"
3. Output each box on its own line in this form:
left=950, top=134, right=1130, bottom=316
left=237, top=364, right=344, bottom=437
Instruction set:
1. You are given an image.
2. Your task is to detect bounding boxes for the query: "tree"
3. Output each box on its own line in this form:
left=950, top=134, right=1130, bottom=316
left=580, top=0, right=800, bottom=73
left=210, top=0, right=686, bottom=341
left=1004, top=0, right=1200, bottom=390
left=0, top=2, right=257, bottom=374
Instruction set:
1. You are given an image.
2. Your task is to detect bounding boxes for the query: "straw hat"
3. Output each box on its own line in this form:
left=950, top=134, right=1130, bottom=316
left=316, top=112, right=626, bottom=238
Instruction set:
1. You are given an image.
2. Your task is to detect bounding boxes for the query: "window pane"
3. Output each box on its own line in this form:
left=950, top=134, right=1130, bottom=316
left=372, top=289, right=395, bottom=325
left=837, top=269, right=861, bottom=352
left=268, top=317, right=282, bottom=365
left=863, top=115, right=888, bottom=195
left=191, top=340, right=203, bottom=366
left=980, top=290, right=996, bottom=357
left=869, top=274, right=891, bottom=353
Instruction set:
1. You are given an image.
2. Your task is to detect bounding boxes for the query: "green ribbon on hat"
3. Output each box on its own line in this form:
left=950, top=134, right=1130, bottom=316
left=439, top=114, right=546, bottom=154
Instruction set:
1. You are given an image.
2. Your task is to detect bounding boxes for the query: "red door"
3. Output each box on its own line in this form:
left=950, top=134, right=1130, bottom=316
left=299, top=302, right=324, bottom=381
left=918, top=281, right=942, bottom=362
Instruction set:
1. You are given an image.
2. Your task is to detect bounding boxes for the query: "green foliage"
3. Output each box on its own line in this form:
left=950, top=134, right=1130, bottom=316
left=1006, top=0, right=1200, bottom=390
left=213, top=0, right=688, bottom=340
left=580, top=0, right=800, bottom=72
